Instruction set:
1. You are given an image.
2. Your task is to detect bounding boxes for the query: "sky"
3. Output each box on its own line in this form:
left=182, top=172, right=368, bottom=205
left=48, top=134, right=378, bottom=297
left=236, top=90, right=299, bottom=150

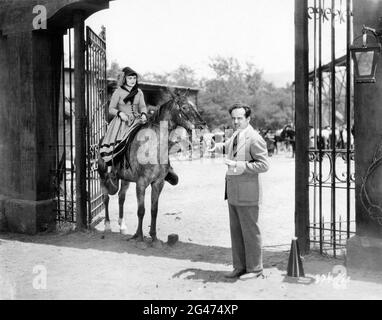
left=86, top=0, right=296, bottom=87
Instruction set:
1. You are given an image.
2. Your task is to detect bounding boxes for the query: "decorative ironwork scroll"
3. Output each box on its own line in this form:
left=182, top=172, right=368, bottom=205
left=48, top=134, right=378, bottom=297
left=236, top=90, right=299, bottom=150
left=360, top=142, right=382, bottom=226
left=308, top=0, right=351, bottom=24
left=86, top=26, right=107, bottom=226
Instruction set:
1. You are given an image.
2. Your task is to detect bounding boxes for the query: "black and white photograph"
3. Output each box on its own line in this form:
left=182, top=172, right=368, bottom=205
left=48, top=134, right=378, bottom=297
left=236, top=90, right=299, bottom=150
left=1, top=0, right=382, bottom=307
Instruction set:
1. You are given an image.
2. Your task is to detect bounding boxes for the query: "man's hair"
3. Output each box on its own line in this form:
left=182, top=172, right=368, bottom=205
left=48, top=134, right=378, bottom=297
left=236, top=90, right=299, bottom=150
left=229, top=103, right=251, bottom=118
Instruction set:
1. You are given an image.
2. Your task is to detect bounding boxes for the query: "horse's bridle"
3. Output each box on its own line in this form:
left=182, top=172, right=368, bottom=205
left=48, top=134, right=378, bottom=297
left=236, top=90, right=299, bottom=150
left=177, top=99, right=206, bottom=127
left=150, top=97, right=205, bottom=129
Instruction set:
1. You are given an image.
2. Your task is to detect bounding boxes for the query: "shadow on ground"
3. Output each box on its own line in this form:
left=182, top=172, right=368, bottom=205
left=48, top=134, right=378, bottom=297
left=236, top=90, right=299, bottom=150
left=0, top=230, right=290, bottom=271
left=173, top=268, right=237, bottom=284
left=5, top=230, right=377, bottom=287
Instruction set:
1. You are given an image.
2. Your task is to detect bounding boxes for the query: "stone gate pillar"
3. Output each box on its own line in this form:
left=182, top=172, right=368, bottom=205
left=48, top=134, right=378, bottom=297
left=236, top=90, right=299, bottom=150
left=0, top=0, right=110, bottom=234
left=347, top=0, right=382, bottom=270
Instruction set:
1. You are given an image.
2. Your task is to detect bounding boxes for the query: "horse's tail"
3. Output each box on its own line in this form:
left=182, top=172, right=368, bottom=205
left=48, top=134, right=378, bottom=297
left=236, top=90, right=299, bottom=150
left=165, top=170, right=179, bottom=186
left=103, top=177, right=119, bottom=195
left=98, top=166, right=119, bottom=195
left=97, top=136, right=107, bottom=179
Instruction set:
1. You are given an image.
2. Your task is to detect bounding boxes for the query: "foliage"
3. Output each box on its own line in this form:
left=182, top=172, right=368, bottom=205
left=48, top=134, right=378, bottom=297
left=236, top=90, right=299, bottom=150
left=107, top=60, right=122, bottom=79
left=198, top=56, right=293, bottom=130
left=141, top=65, right=198, bottom=88
left=106, top=57, right=293, bottom=130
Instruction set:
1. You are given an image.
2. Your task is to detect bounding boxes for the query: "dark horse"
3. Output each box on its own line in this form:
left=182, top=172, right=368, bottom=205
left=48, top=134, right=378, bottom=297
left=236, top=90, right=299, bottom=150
left=281, top=125, right=295, bottom=157
left=274, top=125, right=295, bottom=157
left=97, top=91, right=206, bottom=244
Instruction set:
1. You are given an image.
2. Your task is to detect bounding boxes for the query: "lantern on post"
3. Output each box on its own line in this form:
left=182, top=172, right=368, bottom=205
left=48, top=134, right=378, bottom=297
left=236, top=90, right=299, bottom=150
left=350, top=25, right=382, bottom=83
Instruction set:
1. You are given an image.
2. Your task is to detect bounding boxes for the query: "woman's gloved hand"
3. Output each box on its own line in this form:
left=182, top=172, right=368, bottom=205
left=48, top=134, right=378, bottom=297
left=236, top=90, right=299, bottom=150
left=118, top=111, right=129, bottom=122
left=140, top=113, right=148, bottom=124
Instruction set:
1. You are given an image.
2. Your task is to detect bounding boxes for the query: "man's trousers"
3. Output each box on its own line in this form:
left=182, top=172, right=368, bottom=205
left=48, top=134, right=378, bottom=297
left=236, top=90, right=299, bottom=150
left=228, top=204, right=263, bottom=272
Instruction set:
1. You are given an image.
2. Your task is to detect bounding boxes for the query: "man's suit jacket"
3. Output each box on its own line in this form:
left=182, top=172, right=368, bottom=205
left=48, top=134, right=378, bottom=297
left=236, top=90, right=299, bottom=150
left=223, top=125, right=269, bottom=206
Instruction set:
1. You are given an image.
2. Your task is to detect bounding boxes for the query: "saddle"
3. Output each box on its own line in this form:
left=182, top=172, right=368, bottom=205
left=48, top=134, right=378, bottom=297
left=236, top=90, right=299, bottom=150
left=104, top=121, right=145, bottom=171
left=100, top=121, right=179, bottom=185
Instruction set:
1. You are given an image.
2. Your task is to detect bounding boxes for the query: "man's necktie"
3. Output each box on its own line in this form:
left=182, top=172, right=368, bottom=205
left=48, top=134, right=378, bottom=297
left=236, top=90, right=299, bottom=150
left=232, top=133, right=239, bottom=159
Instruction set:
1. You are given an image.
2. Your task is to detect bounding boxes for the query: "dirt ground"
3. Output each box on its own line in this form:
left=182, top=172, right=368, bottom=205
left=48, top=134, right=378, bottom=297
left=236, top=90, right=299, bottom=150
left=1, top=153, right=382, bottom=300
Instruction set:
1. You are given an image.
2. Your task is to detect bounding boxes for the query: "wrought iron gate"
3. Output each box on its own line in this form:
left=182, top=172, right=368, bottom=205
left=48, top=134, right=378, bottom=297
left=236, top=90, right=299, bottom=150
left=86, top=26, right=107, bottom=226
left=54, top=26, right=107, bottom=227
left=54, top=28, right=76, bottom=224
left=307, top=0, right=355, bottom=256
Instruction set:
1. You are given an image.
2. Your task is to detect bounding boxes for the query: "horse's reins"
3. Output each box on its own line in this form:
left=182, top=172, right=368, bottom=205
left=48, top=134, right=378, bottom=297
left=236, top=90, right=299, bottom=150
left=108, top=110, right=141, bottom=189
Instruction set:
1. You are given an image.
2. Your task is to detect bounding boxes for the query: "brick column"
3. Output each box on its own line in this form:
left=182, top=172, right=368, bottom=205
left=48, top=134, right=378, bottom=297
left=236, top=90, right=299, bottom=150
left=347, top=0, right=382, bottom=270
left=0, top=0, right=110, bottom=234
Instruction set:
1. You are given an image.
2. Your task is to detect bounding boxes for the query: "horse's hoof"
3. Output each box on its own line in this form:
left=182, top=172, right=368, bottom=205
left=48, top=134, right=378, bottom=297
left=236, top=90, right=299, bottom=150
left=120, top=225, right=128, bottom=235
left=118, top=218, right=122, bottom=226
left=151, top=239, right=163, bottom=249
left=135, top=241, right=148, bottom=250
left=104, top=221, right=111, bottom=232
left=127, top=233, right=141, bottom=241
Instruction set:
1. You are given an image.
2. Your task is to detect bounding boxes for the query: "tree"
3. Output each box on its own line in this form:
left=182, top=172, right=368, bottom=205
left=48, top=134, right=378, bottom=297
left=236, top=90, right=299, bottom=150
left=170, top=65, right=198, bottom=87
left=197, top=56, right=292, bottom=130
left=107, top=60, right=121, bottom=79
left=105, top=57, right=293, bottom=130
left=198, top=56, right=261, bottom=129
left=141, top=71, right=170, bottom=84
left=141, top=65, right=198, bottom=87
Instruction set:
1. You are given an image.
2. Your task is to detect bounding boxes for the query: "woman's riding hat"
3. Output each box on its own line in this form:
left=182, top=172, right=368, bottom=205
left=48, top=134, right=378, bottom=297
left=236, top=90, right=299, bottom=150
left=120, top=66, right=139, bottom=104
left=122, top=66, right=138, bottom=77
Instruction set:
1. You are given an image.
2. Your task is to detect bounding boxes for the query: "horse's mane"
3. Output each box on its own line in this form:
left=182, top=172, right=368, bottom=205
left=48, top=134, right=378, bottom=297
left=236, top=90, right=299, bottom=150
left=149, top=98, right=174, bottom=124
left=121, top=98, right=176, bottom=168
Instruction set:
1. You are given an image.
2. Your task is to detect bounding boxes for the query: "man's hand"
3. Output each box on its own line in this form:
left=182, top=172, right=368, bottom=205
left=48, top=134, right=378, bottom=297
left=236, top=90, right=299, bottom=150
left=225, top=159, right=236, bottom=167
left=206, top=145, right=216, bottom=152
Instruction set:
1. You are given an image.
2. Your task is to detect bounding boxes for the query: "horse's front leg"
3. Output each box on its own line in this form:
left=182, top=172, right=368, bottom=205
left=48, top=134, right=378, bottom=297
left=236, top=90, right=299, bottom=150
left=150, top=179, right=165, bottom=243
left=118, top=180, right=130, bottom=235
left=101, top=183, right=111, bottom=232
left=132, top=179, right=147, bottom=241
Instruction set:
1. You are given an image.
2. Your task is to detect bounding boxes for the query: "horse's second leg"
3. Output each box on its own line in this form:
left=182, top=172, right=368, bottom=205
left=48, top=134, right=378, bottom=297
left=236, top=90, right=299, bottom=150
left=150, top=179, right=165, bottom=244
left=103, top=193, right=111, bottom=232
left=118, top=180, right=130, bottom=235
left=131, top=180, right=147, bottom=241
left=99, top=163, right=112, bottom=232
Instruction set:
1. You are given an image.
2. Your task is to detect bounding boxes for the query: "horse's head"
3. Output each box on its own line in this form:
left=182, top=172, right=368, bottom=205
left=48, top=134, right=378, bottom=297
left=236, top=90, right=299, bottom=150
left=161, top=88, right=207, bottom=132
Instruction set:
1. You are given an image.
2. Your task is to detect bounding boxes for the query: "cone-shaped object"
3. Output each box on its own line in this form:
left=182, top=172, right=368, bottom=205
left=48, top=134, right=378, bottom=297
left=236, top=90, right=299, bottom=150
left=287, top=237, right=305, bottom=277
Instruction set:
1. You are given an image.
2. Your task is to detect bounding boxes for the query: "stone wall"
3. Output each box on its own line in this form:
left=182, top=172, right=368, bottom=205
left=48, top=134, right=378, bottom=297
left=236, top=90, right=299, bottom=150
left=0, top=0, right=110, bottom=234
left=353, top=0, right=382, bottom=237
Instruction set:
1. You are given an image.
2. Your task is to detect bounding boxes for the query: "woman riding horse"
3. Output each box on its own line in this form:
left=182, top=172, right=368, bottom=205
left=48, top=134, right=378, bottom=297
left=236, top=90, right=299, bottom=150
left=98, top=90, right=206, bottom=243
left=99, top=66, right=148, bottom=173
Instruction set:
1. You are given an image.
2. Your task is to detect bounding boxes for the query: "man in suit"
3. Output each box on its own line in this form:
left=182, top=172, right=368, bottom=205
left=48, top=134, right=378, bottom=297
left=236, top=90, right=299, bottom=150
left=211, top=103, right=269, bottom=280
